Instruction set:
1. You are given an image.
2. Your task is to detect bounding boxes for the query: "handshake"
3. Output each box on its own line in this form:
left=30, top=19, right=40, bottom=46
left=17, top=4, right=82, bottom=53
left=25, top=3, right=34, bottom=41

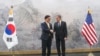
left=50, top=29, right=54, bottom=33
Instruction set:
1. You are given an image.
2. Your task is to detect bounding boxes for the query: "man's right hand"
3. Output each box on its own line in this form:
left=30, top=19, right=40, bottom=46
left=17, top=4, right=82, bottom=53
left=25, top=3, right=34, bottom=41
left=50, top=30, right=53, bottom=33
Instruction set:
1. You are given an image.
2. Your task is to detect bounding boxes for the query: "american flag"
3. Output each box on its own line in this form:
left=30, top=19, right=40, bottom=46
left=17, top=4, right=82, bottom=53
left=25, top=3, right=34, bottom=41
left=81, top=10, right=98, bottom=46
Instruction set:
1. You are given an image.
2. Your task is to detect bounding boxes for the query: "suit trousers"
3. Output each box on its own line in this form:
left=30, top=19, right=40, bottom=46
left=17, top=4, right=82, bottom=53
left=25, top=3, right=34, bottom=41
left=56, top=37, right=65, bottom=56
left=42, top=37, right=52, bottom=56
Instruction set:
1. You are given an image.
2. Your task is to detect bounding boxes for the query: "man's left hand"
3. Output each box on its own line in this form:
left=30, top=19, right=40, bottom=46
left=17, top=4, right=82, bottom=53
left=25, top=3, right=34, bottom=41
left=64, top=37, right=67, bottom=40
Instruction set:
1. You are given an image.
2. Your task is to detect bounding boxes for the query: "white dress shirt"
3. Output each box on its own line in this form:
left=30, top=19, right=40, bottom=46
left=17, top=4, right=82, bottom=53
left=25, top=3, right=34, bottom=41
left=58, top=20, right=61, bottom=26
left=46, top=22, right=50, bottom=29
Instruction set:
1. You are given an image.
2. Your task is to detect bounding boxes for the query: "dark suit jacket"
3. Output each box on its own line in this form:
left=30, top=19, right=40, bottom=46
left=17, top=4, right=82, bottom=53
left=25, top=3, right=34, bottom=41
left=41, top=22, right=53, bottom=40
left=54, top=21, right=67, bottom=40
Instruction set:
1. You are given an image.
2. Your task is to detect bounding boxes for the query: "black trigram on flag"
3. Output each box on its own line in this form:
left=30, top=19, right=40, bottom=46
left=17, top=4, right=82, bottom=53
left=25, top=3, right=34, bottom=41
left=7, top=37, right=12, bottom=42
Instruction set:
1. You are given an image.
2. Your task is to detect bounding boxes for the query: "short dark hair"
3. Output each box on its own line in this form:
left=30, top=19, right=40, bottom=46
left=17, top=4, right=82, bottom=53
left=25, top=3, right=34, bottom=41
left=57, top=15, right=61, bottom=19
left=44, top=15, right=50, bottom=19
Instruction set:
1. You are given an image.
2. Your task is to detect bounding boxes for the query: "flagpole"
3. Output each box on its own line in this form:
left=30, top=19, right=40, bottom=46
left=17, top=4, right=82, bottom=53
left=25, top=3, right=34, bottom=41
left=11, top=5, right=15, bottom=56
left=11, top=48, right=15, bottom=56
left=88, top=6, right=92, bottom=54
left=87, top=7, right=94, bottom=56
left=90, top=45, right=92, bottom=53
left=10, top=5, right=15, bottom=56
left=88, top=45, right=94, bottom=56
left=8, top=48, right=15, bottom=56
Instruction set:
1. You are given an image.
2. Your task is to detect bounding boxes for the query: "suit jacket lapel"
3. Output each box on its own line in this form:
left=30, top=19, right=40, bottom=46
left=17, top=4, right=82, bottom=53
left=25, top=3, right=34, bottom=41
left=50, top=23, right=51, bottom=29
left=44, top=22, right=50, bottom=29
left=56, top=22, right=58, bottom=28
left=60, top=21, right=63, bottom=29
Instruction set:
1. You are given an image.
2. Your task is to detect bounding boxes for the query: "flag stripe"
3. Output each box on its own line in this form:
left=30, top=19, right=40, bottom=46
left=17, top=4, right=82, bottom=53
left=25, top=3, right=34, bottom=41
left=82, top=30, right=93, bottom=45
left=82, top=26, right=94, bottom=44
left=84, top=23, right=97, bottom=43
left=89, top=25, right=98, bottom=42
left=83, top=24, right=95, bottom=43
left=90, top=24, right=97, bottom=37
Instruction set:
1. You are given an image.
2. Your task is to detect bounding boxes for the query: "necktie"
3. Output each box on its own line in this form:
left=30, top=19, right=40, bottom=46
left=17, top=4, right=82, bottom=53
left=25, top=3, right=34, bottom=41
left=58, top=22, right=60, bottom=27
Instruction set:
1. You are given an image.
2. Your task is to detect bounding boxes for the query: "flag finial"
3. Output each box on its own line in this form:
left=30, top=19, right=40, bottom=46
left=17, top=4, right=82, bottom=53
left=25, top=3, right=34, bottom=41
left=88, top=7, right=92, bottom=14
left=9, top=6, right=13, bottom=17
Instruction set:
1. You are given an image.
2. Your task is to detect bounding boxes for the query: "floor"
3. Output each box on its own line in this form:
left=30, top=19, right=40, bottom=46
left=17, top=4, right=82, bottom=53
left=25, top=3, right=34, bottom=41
left=1, top=52, right=100, bottom=56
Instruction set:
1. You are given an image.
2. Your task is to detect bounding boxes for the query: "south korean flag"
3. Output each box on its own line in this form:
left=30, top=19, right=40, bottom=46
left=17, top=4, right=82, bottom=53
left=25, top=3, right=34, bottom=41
left=3, top=6, right=18, bottom=49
